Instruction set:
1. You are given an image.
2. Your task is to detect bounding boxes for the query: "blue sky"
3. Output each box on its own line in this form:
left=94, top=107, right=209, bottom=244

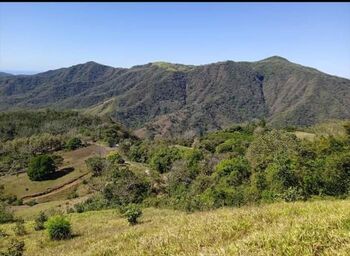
left=0, top=3, right=350, bottom=78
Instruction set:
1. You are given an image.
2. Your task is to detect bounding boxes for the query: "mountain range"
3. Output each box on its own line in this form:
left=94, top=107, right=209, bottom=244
left=0, top=56, right=349, bottom=138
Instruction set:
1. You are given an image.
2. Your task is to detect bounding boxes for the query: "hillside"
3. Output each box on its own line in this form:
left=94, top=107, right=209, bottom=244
left=1, top=200, right=350, bottom=255
left=0, top=57, right=349, bottom=137
left=0, top=72, right=13, bottom=77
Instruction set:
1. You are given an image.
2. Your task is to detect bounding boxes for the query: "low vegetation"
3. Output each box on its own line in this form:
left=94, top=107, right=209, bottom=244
left=45, top=215, right=72, bottom=240
left=0, top=200, right=349, bottom=255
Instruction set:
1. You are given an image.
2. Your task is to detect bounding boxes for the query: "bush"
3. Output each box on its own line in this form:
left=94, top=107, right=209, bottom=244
left=73, top=195, right=109, bottom=213
left=106, top=151, right=125, bottom=164
left=27, top=155, right=56, bottom=181
left=2, top=239, right=25, bottom=256
left=85, top=156, right=106, bottom=176
left=128, top=142, right=149, bottom=163
left=13, top=219, right=26, bottom=236
left=34, top=211, right=48, bottom=231
left=45, top=215, right=72, bottom=240
left=281, top=187, right=306, bottom=202
left=0, top=228, right=8, bottom=237
left=122, top=204, right=142, bottom=225
left=0, top=203, right=14, bottom=224
left=67, top=189, right=78, bottom=199
left=65, top=137, right=83, bottom=150
left=25, top=200, right=37, bottom=207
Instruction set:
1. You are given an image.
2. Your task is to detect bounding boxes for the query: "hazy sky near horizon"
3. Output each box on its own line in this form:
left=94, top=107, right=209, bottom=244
left=0, top=3, right=350, bottom=78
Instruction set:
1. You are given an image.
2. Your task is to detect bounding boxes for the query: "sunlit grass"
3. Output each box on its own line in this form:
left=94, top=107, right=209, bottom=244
left=1, top=199, right=349, bottom=255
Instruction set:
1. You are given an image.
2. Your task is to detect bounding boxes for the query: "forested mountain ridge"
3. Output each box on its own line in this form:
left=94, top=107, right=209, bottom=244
left=0, top=56, right=349, bottom=137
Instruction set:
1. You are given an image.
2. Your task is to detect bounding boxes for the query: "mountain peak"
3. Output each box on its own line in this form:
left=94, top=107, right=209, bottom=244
left=259, top=56, right=290, bottom=62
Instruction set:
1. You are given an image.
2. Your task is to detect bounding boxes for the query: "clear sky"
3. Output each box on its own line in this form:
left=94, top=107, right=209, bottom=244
left=0, top=3, right=350, bottom=78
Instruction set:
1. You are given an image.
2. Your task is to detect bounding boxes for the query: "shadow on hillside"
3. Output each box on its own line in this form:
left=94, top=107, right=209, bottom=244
left=45, top=167, right=75, bottom=180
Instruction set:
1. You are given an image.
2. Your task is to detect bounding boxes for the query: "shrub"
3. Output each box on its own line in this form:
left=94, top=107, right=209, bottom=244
left=27, top=155, right=56, bottom=181
left=45, top=215, right=72, bottom=240
left=13, top=219, right=26, bottom=236
left=122, top=204, right=142, bottom=225
left=3, top=239, right=25, bottom=256
left=85, top=156, right=106, bottom=176
left=128, top=142, right=149, bottom=163
left=73, top=195, right=108, bottom=213
left=25, top=200, right=37, bottom=207
left=34, top=211, right=48, bottom=231
left=67, top=189, right=78, bottom=199
left=106, top=151, right=125, bottom=164
left=65, top=137, right=83, bottom=150
left=0, top=203, right=14, bottom=224
left=281, top=187, right=306, bottom=202
left=0, top=228, right=8, bottom=237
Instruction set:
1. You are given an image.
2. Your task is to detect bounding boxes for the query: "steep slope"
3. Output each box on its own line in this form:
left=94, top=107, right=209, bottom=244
left=0, top=57, right=349, bottom=137
left=252, top=56, right=350, bottom=127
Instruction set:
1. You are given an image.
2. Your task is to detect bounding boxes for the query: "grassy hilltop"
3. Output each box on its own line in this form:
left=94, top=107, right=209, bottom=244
left=1, top=200, right=350, bottom=256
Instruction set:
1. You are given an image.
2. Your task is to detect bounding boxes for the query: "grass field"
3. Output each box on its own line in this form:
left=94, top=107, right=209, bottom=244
left=0, top=144, right=111, bottom=200
left=1, top=199, right=350, bottom=255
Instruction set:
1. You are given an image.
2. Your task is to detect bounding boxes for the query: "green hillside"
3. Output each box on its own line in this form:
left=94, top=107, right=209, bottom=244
left=1, top=57, right=349, bottom=137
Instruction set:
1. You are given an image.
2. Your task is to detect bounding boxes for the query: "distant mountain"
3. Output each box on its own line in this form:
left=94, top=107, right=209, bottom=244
left=0, top=72, right=13, bottom=77
left=0, top=56, right=349, bottom=137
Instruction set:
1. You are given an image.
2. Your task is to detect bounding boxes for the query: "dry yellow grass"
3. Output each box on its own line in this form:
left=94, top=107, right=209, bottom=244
left=1, top=199, right=350, bottom=255
left=294, top=131, right=316, bottom=141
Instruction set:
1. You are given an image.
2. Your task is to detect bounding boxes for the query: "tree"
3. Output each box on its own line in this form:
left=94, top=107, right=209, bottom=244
left=214, top=157, right=251, bottom=186
left=149, top=147, right=180, bottom=173
left=85, top=156, right=106, bottom=177
left=65, top=137, right=82, bottom=150
left=103, top=165, right=150, bottom=205
left=27, top=155, right=56, bottom=181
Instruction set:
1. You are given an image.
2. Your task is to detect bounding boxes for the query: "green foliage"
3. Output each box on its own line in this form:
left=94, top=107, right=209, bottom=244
left=65, top=137, right=83, bottom=150
left=0, top=110, right=134, bottom=175
left=246, top=130, right=300, bottom=170
left=103, top=165, right=150, bottom=206
left=85, top=156, right=107, bottom=177
left=0, top=203, right=14, bottom=224
left=128, top=142, right=150, bottom=163
left=27, top=154, right=56, bottom=181
left=25, top=200, right=38, bottom=207
left=34, top=211, right=48, bottom=231
left=12, top=219, right=26, bottom=236
left=122, top=204, right=142, bottom=225
left=45, top=215, right=72, bottom=240
left=321, top=152, right=350, bottom=196
left=149, top=146, right=181, bottom=173
left=214, top=157, right=251, bottom=186
left=1, top=239, right=25, bottom=256
left=67, top=189, right=79, bottom=200
left=106, top=151, right=125, bottom=164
